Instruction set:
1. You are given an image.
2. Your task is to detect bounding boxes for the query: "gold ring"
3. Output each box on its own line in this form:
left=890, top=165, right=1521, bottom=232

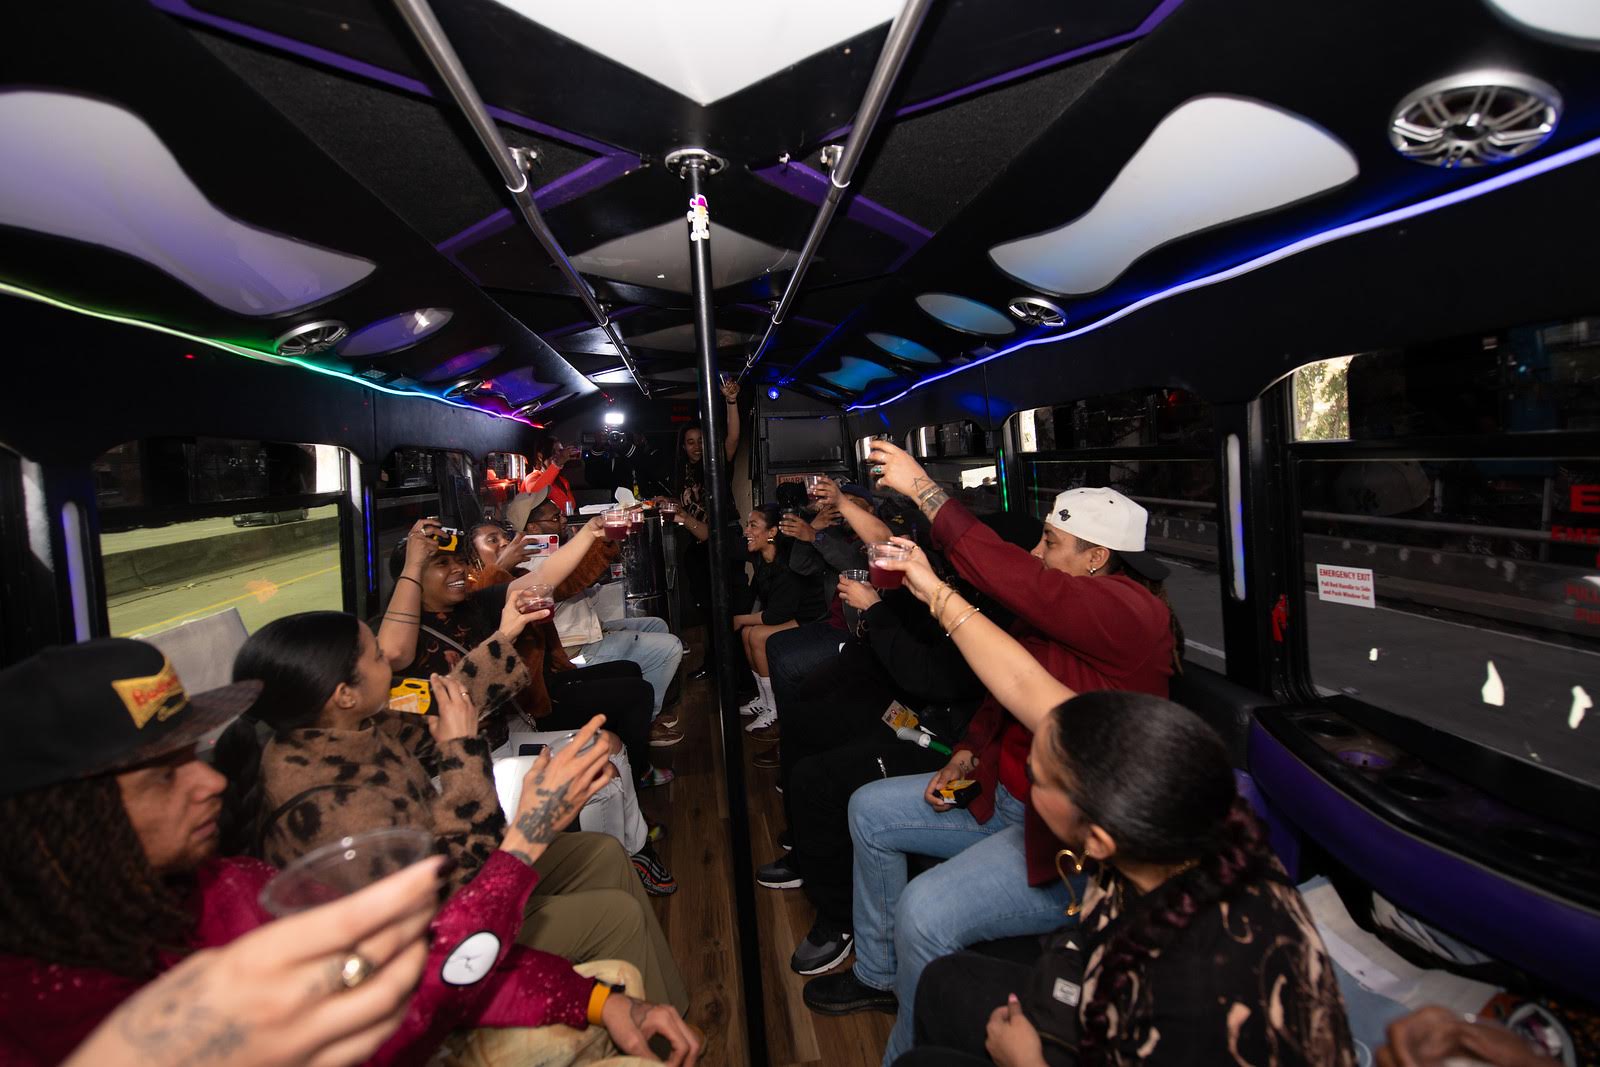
left=337, top=951, right=375, bottom=990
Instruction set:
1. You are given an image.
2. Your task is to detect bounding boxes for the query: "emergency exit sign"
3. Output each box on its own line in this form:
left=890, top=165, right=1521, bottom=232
left=1316, top=565, right=1375, bottom=608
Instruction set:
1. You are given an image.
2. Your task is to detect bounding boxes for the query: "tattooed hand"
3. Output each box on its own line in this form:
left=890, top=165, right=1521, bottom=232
left=867, top=440, right=949, bottom=521
left=64, top=857, right=443, bottom=1067
left=500, top=715, right=613, bottom=867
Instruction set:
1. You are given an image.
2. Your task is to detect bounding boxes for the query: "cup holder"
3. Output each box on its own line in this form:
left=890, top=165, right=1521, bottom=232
left=1383, top=774, right=1451, bottom=802
left=1500, top=827, right=1584, bottom=863
left=1300, top=716, right=1358, bottom=739
left=1337, top=749, right=1393, bottom=770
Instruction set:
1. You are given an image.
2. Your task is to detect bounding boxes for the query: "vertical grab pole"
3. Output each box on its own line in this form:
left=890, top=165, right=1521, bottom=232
left=677, top=150, right=770, bottom=1067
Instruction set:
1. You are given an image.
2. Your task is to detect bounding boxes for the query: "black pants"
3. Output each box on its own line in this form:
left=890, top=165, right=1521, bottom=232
left=541, top=661, right=653, bottom=779
left=772, top=639, right=894, bottom=786
left=789, top=736, right=947, bottom=925
left=905, top=952, right=1074, bottom=1067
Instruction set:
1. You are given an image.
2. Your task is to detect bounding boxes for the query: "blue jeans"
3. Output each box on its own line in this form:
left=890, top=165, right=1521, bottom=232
left=848, top=774, right=1081, bottom=1066
left=577, top=617, right=683, bottom=717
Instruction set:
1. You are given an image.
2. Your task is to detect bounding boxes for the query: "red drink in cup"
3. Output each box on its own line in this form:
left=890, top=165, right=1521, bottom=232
left=602, top=511, right=630, bottom=541
left=521, top=583, right=554, bottom=614
left=866, top=542, right=910, bottom=589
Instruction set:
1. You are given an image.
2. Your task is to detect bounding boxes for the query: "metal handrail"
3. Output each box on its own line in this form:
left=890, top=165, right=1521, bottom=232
left=392, top=0, right=648, bottom=396
left=1304, top=510, right=1558, bottom=543
left=738, top=0, right=935, bottom=381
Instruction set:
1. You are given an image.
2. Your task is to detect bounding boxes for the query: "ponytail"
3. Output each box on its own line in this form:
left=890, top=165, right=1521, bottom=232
left=1078, top=800, right=1270, bottom=1061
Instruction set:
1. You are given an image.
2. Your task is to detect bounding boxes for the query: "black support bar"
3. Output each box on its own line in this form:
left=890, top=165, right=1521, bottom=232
left=390, top=0, right=648, bottom=397
left=680, top=156, right=770, bottom=1067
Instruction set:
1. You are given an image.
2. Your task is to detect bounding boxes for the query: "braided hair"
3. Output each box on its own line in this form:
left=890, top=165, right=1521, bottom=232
left=1073, top=537, right=1186, bottom=674
left=0, top=775, right=196, bottom=977
left=1046, top=691, right=1270, bottom=1062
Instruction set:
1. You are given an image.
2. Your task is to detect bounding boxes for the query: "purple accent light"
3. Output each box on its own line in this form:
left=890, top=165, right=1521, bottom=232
left=434, top=152, right=641, bottom=274
left=849, top=132, right=1600, bottom=410
left=150, top=0, right=625, bottom=155
left=1248, top=722, right=1599, bottom=998
left=818, top=0, right=1187, bottom=141
left=751, top=160, right=932, bottom=261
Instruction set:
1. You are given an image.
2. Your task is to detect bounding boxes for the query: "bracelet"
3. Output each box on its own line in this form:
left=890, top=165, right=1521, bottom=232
left=946, top=606, right=980, bottom=637
left=928, top=582, right=950, bottom=623
left=397, top=575, right=422, bottom=589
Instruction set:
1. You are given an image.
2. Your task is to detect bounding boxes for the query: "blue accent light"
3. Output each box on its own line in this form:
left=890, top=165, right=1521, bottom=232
left=848, top=134, right=1600, bottom=412
left=821, top=356, right=899, bottom=391
left=767, top=386, right=781, bottom=400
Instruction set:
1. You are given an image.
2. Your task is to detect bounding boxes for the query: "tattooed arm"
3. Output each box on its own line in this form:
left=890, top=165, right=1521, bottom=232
left=63, top=858, right=443, bottom=1067
left=868, top=440, right=951, bottom=523
left=499, top=715, right=614, bottom=867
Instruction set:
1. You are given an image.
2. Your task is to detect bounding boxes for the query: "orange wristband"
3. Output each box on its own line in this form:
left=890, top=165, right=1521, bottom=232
left=586, top=981, right=613, bottom=1025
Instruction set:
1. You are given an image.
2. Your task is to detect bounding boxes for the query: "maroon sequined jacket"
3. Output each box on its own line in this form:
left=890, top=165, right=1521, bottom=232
left=0, top=852, right=595, bottom=1066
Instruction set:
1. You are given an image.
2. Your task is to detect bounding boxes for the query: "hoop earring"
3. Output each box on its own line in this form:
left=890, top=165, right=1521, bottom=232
left=1055, top=848, right=1087, bottom=916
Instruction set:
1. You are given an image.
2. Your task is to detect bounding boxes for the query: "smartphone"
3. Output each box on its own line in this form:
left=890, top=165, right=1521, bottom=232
left=431, top=527, right=463, bottom=552
left=517, top=743, right=548, bottom=757
left=524, top=532, right=559, bottom=558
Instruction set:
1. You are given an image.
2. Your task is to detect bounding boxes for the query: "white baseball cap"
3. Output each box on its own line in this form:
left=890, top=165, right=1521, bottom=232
left=1045, top=487, right=1169, bottom=581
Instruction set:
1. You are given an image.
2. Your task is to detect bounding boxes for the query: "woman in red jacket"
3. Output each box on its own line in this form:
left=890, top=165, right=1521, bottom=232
left=804, top=440, right=1182, bottom=1067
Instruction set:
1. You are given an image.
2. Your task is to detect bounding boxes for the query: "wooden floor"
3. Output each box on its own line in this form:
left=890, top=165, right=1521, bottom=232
left=641, top=627, right=892, bottom=1067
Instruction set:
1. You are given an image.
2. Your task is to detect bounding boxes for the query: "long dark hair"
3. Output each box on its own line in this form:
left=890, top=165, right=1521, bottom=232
left=1074, top=537, right=1186, bottom=674
left=1048, top=692, right=1269, bottom=1061
left=214, top=612, right=366, bottom=856
left=0, top=775, right=195, bottom=977
left=233, top=612, right=365, bottom=733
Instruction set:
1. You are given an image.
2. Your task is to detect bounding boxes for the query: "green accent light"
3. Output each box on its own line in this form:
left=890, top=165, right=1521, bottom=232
left=0, top=281, right=545, bottom=426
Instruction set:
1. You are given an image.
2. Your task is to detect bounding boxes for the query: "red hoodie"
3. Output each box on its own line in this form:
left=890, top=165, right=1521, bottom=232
left=931, top=499, right=1174, bottom=886
left=0, top=851, right=594, bottom=1066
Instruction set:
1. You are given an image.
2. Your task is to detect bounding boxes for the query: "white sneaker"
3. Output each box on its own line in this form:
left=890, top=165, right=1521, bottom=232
left=739, top=695, right=767, bottom=717
left=745, top=706, right=778, bottom=732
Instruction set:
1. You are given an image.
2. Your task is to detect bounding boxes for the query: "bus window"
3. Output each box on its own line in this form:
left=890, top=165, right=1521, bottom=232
left=94, top=439, right=348, bottom=638
left=1288, top=318, right=1600, bottom=784
left=376, top=447, right=481, bottom=605
left=482, top=451, right=527, bottom=516
left=909, top=419, right=1000, bottom=514
left=1012, top=388, right=1224, bottom=670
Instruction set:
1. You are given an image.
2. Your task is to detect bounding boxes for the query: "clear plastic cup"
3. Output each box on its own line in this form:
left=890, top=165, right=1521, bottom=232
left=258, top=827, right=436, bottom=917
left=602, top=510, right=631, bottom=541
left=841, top=568, right=870, bottom=584
left=521, top=583, right=554, bottom=614
left=804, top=474, right=827, bottom=498
left=866, top=543, right=911, bottom=589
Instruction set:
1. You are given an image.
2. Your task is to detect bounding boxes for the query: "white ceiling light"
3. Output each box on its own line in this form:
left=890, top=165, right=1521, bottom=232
left=915, top=293, right=1016, bottom=336
left=989, top=95, right=1358, bottom=296
left=603, top=410, right=626, bottom=426
left=866, top=332, right=941, bottom=364
left=571, top=219, right=797, bottom=293
left=0, top=91, right=374, bottom=316
left=486, top=0, right=901, bottom=105
left=1389, top=72, right=1561, bottom=168
left=820, top=356, right=897, bottom=391
left=1483, top=0, right=1600, bottom=47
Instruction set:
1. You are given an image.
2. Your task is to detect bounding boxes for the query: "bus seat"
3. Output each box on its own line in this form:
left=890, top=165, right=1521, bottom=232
left=1168, top=664, right=1265, bottom=768
left=1234, top=769, right=1303, bottom=879
left=144, top=608, right=249, bottom=695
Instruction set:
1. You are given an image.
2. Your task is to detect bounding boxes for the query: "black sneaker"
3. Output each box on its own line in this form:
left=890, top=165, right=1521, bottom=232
left=630, top=843, right=678, bottom=896
left=802, top=971, right=896, bottom=1016
left=791, top=918, right=854, bottom=975
left=755, top=855, right=802, bottom=889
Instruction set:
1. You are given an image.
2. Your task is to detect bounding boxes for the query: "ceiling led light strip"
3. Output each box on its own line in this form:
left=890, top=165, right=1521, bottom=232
left=989, top=96, right=1359, bottom=296
left=0, top=90, right=374, bottom=316
left=848, top=132, right=1600, bottom=412
left=0, top=282, right=553, bottom=425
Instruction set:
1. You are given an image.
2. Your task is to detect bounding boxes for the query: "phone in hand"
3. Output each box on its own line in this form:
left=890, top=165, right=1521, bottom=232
left=388, top=677, right=433, bottom=715
left=517, top=743, right=548, bottom=757
left=523, top=533, right=559, bottom=558
left=549, top=731, right=599, bottom=756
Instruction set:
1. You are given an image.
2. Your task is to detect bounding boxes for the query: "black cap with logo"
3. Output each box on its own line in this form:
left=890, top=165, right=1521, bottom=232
left=0, top=638, right=260, bottom=798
